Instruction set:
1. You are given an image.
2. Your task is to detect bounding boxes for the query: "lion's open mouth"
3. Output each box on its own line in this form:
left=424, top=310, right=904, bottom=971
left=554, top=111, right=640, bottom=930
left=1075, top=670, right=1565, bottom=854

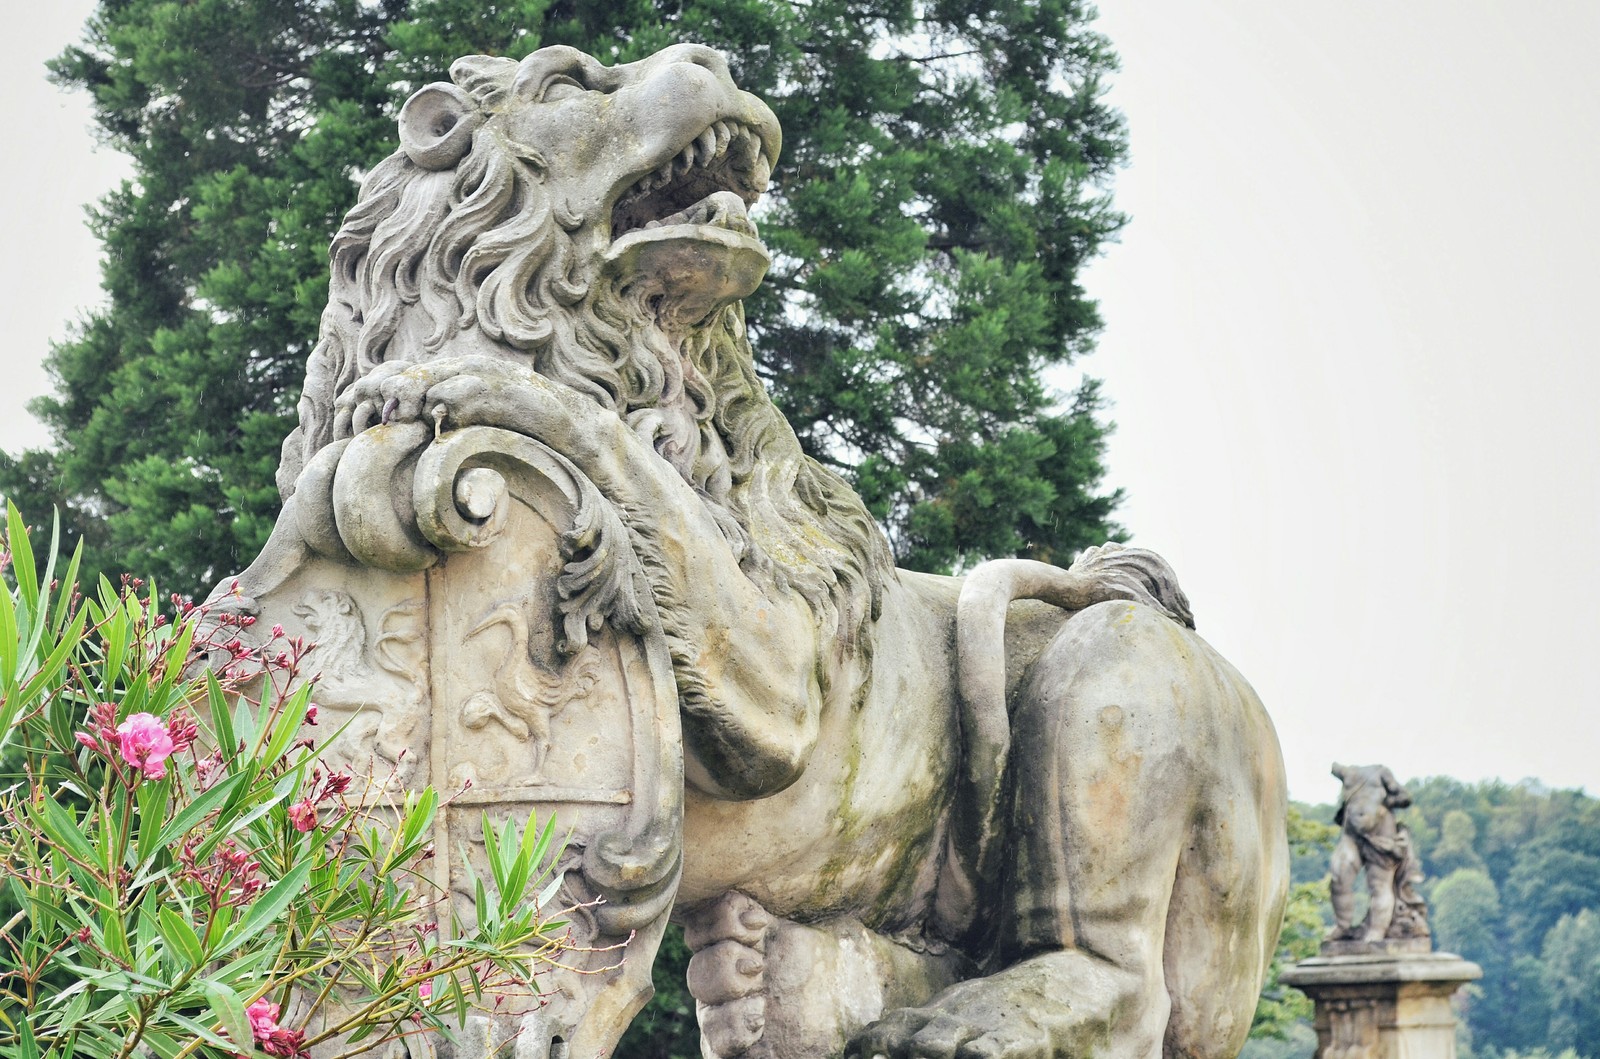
left=610, top=119, right=771, bottom=242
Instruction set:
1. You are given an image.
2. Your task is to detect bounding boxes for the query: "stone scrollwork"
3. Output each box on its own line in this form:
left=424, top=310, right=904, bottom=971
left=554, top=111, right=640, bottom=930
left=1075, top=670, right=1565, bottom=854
left=414, top=426, right=651, bottom=654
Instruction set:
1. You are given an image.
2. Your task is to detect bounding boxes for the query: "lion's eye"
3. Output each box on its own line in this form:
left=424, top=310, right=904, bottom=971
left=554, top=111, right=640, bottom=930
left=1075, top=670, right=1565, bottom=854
left=541, top=75, right=586, bottom=102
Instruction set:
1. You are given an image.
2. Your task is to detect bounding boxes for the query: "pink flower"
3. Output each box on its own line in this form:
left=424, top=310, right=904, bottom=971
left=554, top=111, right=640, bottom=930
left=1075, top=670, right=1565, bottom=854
left=247, top=998, right=280, bottom=1039
left=304, top=703, right=318, bottom=726
left=418, top=979, right=433, bottom=1000
left=286, top=798, right=318, bottom=832
left=246, top=999, right=308, bottom=1056
left=115, top=712, right=175, bottom=780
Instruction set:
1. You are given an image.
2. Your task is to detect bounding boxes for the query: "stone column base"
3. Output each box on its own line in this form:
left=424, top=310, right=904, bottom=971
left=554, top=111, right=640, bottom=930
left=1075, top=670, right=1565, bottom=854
left=1279, top=951, right=1481, bottom=1059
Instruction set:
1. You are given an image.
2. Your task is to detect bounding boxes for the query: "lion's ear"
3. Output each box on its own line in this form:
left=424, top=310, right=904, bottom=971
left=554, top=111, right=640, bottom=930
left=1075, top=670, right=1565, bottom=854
left=399, top=83, right=482, bottom=171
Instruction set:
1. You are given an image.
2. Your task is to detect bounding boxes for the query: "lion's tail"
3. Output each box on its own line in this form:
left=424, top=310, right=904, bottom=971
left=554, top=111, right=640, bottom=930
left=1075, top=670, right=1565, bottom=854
left=933, top=544, right=1194, bottom=944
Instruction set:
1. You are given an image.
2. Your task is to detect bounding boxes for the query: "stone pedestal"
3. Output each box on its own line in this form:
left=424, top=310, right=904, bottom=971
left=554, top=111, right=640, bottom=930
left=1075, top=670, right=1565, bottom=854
left=1281, top=952, right=1481, bottom=1059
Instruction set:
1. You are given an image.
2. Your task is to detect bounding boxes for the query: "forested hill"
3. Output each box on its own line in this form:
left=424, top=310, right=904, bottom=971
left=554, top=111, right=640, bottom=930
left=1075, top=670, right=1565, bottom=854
left=1293, top=778, right=1600, bottom=1057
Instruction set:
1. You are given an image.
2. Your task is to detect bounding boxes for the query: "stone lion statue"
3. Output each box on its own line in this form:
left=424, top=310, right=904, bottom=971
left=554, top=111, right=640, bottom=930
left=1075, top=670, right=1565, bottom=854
left=257, top=43, right=1288, bottom=1059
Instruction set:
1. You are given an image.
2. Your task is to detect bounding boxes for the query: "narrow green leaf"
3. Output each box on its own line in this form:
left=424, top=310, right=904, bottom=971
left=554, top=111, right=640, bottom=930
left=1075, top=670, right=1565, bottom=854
left=204, top=669, right=237, bottom=764
left=7, top=502, right=39, bottom=619
left=200, top=786, right=291, bottom=859
left=14, top=1009, right=41, bottom=1059
left=18, top=607, right=88, bottom=706
left=158, top=905, right=206, bottom=966
left=198, top=980, right=252, bottom=1052
left=258, top=681, right=314, bottom=768
left=482, top=811, right=505, bottom=895
left=49, top=538, right=84, bottom=636
left=38, top=796, right=97, bottom=867
left=133, top=1028, right=183, bottom=1059
left=232, top=693, right=257, bottom=752
left=133, top=779, right=172, bottom=867
left=0, top=566, right=19, bottom=692
left=155, top=770, right=247, bottom=851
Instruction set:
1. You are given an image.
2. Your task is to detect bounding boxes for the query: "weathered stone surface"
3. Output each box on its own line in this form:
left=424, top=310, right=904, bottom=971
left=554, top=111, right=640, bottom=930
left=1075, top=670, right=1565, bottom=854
left=1282, top=953, right=1481, bottom=1059
left=207, top=42, right=1291, bottom=1058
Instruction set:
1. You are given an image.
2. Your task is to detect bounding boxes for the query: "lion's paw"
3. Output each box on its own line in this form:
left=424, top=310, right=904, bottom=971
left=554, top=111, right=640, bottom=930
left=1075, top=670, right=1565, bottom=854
left=682, top=892, right=773, bottom=1059
left=851, top=991, right=1047, bottom=1059
left=847, top=955, right=1137, bottom=1059
left=334, top=355, right=545, bottom=436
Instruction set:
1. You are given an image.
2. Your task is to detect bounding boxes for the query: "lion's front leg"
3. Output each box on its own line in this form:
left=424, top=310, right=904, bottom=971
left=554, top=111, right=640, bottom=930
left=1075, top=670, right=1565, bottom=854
left=339, top=356, right=831, bottom=798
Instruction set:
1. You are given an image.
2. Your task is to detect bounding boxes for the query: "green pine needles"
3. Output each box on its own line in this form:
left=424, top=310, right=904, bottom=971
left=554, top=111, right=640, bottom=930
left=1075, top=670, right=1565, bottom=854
left=2, top=0, right=1129, bottom=595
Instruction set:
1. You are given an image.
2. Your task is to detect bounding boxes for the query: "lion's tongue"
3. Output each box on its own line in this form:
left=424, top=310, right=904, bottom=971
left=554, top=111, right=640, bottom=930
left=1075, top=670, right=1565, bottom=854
left=642, top=191, right=756, bottom=237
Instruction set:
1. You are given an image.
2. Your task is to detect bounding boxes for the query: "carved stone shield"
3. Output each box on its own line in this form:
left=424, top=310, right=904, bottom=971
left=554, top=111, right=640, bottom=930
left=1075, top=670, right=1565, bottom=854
left=209, top=422, right=683, bottom=1058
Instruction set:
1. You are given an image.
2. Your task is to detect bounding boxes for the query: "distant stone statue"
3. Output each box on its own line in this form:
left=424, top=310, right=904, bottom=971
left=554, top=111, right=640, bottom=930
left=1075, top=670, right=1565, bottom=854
left=1327, top=763, right=1431, bottom=949
left=1284, top=767, right=1473, bottom=1059
left=207, top=42, right=1291, bottom=1059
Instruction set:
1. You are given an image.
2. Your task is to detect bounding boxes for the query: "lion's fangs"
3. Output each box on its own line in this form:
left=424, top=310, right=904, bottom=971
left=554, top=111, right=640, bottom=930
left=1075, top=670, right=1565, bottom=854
left=610, top=118, right=769, bottom=240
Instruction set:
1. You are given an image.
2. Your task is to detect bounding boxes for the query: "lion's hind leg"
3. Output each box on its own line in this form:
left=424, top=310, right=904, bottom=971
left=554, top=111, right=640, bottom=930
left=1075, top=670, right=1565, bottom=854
left=1157, top=649, right=1289, bottom=1056
left=854, top=600, right=1287, bottom=1059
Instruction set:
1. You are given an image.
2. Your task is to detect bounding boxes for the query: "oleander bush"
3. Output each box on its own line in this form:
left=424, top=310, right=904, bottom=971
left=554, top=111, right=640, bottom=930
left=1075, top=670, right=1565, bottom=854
left=0, top=506, right=572, bottom=1058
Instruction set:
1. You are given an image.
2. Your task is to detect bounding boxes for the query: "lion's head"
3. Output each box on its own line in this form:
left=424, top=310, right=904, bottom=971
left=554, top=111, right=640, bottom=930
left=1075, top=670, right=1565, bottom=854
left=282, top=44, right=892, bottom=640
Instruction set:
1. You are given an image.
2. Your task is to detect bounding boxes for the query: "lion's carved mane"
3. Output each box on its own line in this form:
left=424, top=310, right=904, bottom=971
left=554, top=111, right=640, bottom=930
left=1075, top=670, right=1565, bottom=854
left=281, top=55, right=893, bottom=657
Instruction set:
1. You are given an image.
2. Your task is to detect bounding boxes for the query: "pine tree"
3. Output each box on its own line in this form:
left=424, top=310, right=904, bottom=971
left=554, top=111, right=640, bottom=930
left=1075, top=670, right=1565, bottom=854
left=3, top=0, right=1126, bottom=594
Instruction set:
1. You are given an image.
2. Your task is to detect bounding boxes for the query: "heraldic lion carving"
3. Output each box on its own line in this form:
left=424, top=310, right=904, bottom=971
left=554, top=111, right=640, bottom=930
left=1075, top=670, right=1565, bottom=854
left=246, top=43, right=1288, bottom=1059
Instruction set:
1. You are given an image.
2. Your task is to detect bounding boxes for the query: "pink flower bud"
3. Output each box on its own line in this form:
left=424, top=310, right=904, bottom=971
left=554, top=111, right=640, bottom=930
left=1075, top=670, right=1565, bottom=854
left=261, top=1028, right=308, bottom=1057
left=115, top=713, right=175, bottom=781
left=166, top=710, right=198, bottom=753
left=74, top=732, right=100, bottom=752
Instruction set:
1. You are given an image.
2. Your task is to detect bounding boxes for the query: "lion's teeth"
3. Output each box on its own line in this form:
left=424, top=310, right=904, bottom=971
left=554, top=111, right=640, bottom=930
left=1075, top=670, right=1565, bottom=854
left=696, top=128, right=717, bottom=167
left=656, top=161, right=674, bottom=185
left=731, top=129, right=758, bottom=169
left=712, top=121, right=731, bottom=159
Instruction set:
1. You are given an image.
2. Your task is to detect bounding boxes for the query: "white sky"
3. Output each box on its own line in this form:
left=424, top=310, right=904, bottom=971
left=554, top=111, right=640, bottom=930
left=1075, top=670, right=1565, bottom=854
left=2, top=2, right=1596, bottom=802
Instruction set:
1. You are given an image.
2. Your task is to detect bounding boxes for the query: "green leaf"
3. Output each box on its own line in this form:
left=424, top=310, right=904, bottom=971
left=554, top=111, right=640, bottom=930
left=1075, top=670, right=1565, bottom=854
left=133, top=778, right=172, bottom=867
left=49, top=537, right=84, bottom=636
left=156, top=770, right=246, bottom=852
left=14, top=1011, right=41, bottom=1059
left=232, top=693, right=257, bottom=754
left=199, top=980, right=252, bottom=1051
left=206, top=669, right=235, bottom=754
left=37, top=796, right=97, bottom=868
left=258, top=680, right=314, bottom=768
left=7, top=502, right=39, bottom=620
left=158, top=905, right=206, bottom=966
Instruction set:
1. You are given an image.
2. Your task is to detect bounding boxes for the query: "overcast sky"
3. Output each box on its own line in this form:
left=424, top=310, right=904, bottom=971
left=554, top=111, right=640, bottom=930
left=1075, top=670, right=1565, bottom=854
left=2, top=2, right=1595, bottom=803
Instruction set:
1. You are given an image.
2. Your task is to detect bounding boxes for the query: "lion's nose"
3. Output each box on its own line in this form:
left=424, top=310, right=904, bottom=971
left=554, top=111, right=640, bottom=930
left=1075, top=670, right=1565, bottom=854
left=642, top=43, right=733, bottom=85
left=664, top=43, right=731, bottom=77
